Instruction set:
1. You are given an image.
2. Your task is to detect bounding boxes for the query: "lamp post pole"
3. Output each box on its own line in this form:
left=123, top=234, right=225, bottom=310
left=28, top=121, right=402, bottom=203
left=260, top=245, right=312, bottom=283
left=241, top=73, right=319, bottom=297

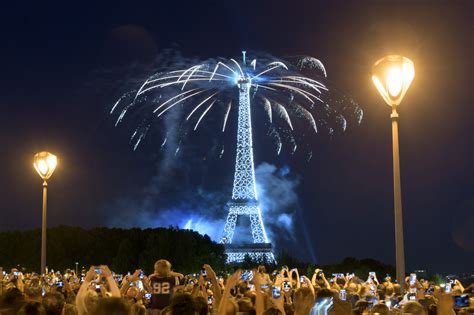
left=41, top=180, right=48, bottom=275
left=34, top=151, right=57, bottom=275
left=372, top=54, right=414, bottom=290
left=391, top=106, right=405, bottom=289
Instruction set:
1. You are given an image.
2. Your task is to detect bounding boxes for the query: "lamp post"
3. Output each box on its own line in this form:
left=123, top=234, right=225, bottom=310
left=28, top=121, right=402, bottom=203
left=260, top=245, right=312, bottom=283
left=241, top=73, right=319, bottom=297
left=33, top=151, right=58, bottom=274
left=372, top=55, right=414, bottom=289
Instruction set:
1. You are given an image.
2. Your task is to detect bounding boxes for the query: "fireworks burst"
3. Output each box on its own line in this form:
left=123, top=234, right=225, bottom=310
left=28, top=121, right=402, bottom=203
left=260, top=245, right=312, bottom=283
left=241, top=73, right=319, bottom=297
left=111, top=52, right=363, bottom=158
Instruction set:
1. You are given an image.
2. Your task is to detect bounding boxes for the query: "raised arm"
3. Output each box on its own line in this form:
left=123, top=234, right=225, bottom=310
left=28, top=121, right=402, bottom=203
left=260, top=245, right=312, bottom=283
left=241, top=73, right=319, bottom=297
left=203, top=264, right=222, bottom=307
left=218, top=269, right=241, bottom=315
left=76, top=267, right=95, bottom=315
left=101, top=265, right=120, bottom=297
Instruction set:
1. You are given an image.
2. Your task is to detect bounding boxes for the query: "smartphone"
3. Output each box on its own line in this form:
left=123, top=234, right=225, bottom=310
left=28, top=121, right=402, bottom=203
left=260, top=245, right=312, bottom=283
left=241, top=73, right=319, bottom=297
left=453, top=295, right=470, bottom=308
left=260, top=284, right=269, bottom=289
left=445, top=282, right=452, bottom=293
left=283, top=281, right=291, bottom=292
left=369, top=284, right=376, bottom=295
left=339, top=289, right=347, bottom=301
left=57, top=281, right=64, bottom=287
left=241, top=270, right=252, bottom=281
left=272, top=286, right=281, bottom=299
left=13, top=271, right=19, bottom=277
left=208, top=295, right=214, bottom=305
left=94, top=267, right=102, bottom=274
left=144, top=293, right=152, bottom=300
left=300, top=276, right=305, bottom=283
left=201, top=268, right=207, bottom=277
left=408, top=293, right=416, bottom=301
left=409, top=273, right=416, bottom=285
left=369, top=272, right=375, bottom=279
left=95, top=284, right=101, bottom=289
left=139, top=271, right=144, bottom=279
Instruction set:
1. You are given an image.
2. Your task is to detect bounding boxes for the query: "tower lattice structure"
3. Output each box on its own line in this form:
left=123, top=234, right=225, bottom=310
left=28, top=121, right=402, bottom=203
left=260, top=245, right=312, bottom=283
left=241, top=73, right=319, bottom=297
left=220, top=75, right=276, bottom=263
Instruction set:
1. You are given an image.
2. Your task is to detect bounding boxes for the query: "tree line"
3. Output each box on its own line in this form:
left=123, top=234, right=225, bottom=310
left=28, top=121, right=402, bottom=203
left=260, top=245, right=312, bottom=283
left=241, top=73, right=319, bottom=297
left=0, top=226, right=226, bottom=274
left=0, top=226, right=396, bottom=279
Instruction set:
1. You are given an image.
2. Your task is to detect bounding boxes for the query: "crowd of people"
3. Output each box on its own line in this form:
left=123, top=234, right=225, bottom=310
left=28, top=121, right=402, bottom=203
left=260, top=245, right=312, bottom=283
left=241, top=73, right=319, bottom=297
left=0, top=261, right=472, bottom=314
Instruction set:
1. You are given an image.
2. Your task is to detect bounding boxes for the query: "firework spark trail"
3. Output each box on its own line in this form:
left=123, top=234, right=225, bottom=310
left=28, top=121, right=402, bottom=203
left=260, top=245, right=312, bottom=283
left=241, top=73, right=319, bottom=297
left=275, top=103, right=293, bottom=130
left=194, top=99, right=217, bottom=130
left=185, top=92, right=219, bottom=120
left=112, top=52, right=363, bottom=156
left=222, top=101, right=232, bottom=132
left=262, top=97, right=272, bottom=123
left=156, top=90, right=207, bottom=117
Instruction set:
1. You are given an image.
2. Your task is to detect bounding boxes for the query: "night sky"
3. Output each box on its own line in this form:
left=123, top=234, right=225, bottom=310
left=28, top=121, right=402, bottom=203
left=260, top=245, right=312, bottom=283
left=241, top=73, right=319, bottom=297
left=0, top=0, right=472, bottom=274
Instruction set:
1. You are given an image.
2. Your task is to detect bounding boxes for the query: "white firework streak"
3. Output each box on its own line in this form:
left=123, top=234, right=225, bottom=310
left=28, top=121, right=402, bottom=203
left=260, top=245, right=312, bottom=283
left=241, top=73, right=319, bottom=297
left=160, top=137, right=167, bottom=148
left=294, top=104, right=317, bottom=133
left=156, top=89, right=209, bottom=117
left=267, top=78, right=325, bottom=94
left=284, top=76, right=327, bottom=88
left=152, top=88, right=202, bottom=113
left=252, top=61, right=288, bottom=80
left=210, top=61, right=239, bottom=81
left=194, top=99, right=217, bottom=130
left=266, top=82, right=318, bottom=104
left=147, top=77, right=226, bottom=91
left=177, top=65, right=201, bottom=82
left=230, top=59, right=244, bottom=76
left=250, top=59, right=257, bottom=70
left=186, top=92, right=219, bottom=120
left=261, top=96, right=272, bottom=123
left=275, top=103, right=293, bottom=130
left=180, top=65, right=203, bottom=90
left=222, top=101, right=232, bottom=132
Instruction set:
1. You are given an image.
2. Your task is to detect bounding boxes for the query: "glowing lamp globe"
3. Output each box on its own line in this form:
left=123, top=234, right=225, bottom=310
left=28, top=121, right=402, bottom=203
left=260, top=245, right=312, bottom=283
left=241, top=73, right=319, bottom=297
left=33, top=151, right=57, bottom=180
left=372, top=55, right=415, bottom=107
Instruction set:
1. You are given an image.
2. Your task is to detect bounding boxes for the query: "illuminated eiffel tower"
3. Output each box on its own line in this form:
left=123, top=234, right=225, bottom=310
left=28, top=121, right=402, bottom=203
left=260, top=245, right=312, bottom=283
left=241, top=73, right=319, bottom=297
left=220, top=60, right=275, bottom=263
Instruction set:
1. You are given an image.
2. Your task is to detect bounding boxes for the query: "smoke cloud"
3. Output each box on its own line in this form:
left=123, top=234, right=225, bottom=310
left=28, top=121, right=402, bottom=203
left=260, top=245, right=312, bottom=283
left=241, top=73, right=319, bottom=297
left=107, top=162, right=301, bottom=254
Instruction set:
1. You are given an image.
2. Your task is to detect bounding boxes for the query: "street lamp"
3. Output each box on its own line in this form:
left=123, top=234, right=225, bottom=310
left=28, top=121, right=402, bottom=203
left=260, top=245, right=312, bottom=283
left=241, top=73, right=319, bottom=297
left=33, top=151, right=58, bottom=274
left=372, top=55, right=414, bottom=289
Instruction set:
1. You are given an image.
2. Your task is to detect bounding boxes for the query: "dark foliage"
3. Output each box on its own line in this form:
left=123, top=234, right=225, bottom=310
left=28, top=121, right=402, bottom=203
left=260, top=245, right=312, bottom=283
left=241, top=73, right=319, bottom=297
left=0, top=226, right=226, bottom=274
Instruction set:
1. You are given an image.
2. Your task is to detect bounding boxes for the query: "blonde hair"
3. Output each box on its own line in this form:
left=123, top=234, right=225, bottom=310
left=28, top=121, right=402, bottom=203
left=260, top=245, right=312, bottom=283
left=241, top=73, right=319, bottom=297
left=154, top=259, right=172, bottom=277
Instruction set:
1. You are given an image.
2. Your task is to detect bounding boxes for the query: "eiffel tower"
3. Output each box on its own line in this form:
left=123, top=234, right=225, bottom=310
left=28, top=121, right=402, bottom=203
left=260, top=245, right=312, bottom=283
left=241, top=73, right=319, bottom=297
left=220, top=70, right=276, bottom=263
